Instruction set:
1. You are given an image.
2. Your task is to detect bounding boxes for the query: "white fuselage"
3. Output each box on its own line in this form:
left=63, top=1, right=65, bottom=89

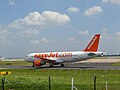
left=25, top=51, right=103, bottom=63
left=25, top=34, right=103, bottom=67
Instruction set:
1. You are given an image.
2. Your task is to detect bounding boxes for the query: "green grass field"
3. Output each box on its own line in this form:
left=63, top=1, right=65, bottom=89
left=0, top=60, right=32, bottom=66
left=111, top=62, right=120, bottom=66
left=0, top=60, right=120, bottom=90
left=0, top=69, right=120, bottom=90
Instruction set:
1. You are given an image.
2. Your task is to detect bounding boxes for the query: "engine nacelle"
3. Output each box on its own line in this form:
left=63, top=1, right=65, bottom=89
left=34, top=60, right=46, bottom=67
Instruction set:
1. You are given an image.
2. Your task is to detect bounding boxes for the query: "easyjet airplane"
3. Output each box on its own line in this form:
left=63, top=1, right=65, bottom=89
left=25, top=34, right=103, bottom=67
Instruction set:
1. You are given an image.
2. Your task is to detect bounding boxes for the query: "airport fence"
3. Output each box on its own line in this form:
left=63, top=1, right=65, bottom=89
left=0, top=69, right=120, bottom=90
left=0, top=77, right=97, bottom=90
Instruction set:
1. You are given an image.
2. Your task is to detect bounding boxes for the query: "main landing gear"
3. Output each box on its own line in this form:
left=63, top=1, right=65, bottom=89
left=49, top=64, right=54, bottom=67
left=60, top=63, right=64, bottom=67
left=49, top=63, right=65, bottom=67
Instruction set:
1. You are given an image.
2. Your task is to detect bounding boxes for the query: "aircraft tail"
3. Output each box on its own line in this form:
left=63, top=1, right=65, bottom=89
left=83, top=34, right=100, bottom=52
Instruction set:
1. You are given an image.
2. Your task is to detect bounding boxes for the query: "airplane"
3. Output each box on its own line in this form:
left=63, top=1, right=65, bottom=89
left=25, top=34, right=103, bottom=67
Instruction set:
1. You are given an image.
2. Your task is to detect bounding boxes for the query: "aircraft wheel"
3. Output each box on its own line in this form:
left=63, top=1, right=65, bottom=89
left=49, top=65, right=54, bottom=67
left=60, top=63, right=64, bottom=67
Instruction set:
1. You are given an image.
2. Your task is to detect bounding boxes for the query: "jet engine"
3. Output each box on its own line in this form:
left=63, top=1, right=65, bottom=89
left=33, top=60, right=46, bottom=67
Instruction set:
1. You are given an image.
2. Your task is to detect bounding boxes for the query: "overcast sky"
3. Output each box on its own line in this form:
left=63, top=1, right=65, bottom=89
left=0, top=0, right=120, bottom=57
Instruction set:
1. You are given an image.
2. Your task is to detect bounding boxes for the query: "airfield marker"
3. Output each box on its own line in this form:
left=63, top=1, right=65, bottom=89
left=0, top=71, right=11, bottom=90
left=0, top=72, right=11, bottom=75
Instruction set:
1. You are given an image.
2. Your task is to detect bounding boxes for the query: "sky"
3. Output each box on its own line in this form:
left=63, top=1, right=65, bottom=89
left=0, top=0, right=120, bottom=57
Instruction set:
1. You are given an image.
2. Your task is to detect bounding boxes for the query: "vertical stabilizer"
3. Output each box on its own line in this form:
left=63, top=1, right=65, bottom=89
left=83, top=34, right=100, bottom=52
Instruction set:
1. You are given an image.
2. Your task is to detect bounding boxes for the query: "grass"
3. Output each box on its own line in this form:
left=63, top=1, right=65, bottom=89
left=0, top=60, right=32, bottom=66
left=0, top=60, right=120, bottom=90
left=111, top=62, right=120, bottom=66
left=0, top=69, right=120, bottom=90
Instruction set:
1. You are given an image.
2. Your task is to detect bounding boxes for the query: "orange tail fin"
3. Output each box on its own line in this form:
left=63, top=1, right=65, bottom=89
left=83, top=34, right=100, bottom=52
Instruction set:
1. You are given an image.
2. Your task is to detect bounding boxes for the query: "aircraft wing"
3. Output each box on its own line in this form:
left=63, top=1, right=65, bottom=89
left=40, top=57, right=64, bottom=63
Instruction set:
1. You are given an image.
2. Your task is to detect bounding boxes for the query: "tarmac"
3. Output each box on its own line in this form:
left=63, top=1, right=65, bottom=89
left=0, top=58, right=120, bottom=70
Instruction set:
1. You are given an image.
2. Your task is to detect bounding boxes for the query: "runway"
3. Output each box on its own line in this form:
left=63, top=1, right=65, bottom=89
left=0, top=62, right=120, bottom=70
left=0, top=58, right=120, bottom=70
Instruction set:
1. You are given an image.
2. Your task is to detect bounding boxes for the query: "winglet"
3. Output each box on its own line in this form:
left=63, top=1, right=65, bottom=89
left=83, top=34, right=100, bottom=52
